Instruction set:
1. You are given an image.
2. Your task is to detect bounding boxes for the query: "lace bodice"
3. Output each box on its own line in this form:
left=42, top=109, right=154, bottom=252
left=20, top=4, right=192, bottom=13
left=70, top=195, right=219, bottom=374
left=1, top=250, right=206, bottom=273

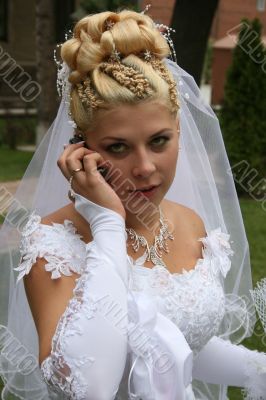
left=14, top=207, right=266, bottom=400
left=16, top=211, right=233, bottom=356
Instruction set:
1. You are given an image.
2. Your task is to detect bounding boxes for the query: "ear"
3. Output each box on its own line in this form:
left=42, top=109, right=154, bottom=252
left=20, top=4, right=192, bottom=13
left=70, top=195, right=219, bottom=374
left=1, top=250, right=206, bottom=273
left=176, top=118, right=180, bottom=136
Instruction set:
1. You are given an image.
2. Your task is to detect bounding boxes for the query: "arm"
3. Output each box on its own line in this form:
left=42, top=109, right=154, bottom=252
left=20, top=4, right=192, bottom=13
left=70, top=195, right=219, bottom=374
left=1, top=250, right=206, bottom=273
left=39, top=193, right=129, bottom=400
left=193, top=335, right=266, bottom=399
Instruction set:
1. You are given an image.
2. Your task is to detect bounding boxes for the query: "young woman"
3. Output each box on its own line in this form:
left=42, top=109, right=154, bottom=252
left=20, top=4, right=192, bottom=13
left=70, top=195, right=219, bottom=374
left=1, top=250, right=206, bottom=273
left=0, top=9, right=266, bottom=400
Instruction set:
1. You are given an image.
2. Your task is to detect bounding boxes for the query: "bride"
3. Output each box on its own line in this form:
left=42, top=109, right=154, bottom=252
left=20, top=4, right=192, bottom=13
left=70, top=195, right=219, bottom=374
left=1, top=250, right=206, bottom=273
left=1, top=8, right=266, bottom=400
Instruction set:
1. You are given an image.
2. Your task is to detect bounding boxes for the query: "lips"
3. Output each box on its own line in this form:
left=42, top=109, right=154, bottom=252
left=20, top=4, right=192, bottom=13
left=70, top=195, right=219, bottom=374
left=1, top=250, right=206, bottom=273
left=132, top=185, right=159, bottom=198
left=130, top=184, right=159, bottom=192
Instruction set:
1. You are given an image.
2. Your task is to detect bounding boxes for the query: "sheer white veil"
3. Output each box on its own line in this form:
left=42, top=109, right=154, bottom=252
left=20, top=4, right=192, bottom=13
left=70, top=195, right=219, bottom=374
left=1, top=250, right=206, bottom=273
left=0, top=58, right=257, bottom=400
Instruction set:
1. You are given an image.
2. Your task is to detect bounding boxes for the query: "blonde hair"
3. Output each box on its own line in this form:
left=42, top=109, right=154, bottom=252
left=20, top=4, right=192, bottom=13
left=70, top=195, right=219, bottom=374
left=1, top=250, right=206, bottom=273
left=61, top=10, right=179, bottom=132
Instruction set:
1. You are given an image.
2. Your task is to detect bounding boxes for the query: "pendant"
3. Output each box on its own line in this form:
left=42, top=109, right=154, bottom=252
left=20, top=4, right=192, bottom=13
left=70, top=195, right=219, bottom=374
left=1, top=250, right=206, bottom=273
left=125, top=206, right=174, bottom=267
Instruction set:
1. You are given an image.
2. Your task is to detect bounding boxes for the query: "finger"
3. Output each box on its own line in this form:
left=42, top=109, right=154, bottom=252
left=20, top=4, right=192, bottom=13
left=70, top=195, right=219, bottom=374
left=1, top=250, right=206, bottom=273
left=66, top=146, right=96, bottom=166
left=66, top=149, right=96, bottom=178
left=82, top=152, right=107, bottom=182
left=67, top=152, right=106, bottom=193
left=58, top=141, right=86, bottom=169
left=60, top=141, right=86, bottom=159
left=58, top=146, right=95, bottom=179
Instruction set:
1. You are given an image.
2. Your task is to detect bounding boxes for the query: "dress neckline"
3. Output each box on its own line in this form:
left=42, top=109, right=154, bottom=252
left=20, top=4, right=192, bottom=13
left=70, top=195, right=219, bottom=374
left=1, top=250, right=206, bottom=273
left=127, top=251, right=205, bottom=278
left=37, top=216, right=208, bottom=278
left=35, top=214, right=234, bottom=278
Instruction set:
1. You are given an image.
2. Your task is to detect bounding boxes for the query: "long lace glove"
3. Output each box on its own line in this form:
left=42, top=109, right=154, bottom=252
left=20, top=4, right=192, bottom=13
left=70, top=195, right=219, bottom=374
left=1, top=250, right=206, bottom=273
left=40, top=193, right=129, bottom=400
left=192, top=335, right=266, bottom=399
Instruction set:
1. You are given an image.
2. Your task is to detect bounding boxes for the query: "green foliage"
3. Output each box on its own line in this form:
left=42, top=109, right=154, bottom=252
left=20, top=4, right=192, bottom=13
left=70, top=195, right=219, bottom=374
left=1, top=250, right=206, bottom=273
left=0, top=117, right=36, bottom=149
left=73, top=0, right=139, bottom=19
left=228, top=198, right=266, bottom=399
left=0, top=146, right=34, bottom=181
left=220, top=18, right=266, bottom=196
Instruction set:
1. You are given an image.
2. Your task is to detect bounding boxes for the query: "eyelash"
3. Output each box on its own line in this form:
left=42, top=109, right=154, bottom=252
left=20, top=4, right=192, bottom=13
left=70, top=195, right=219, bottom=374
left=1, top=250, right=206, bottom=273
left=106, top=136, right=170, bottom=153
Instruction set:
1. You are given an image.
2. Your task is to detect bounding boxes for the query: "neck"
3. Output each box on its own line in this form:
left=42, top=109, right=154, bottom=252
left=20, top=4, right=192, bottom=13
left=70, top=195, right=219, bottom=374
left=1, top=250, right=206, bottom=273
left=125, top=203, right=161, bottom=235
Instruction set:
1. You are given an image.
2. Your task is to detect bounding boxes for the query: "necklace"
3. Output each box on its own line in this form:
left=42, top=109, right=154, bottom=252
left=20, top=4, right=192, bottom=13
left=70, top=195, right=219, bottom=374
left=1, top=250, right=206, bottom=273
left=125, top=206, right=174, bottom=267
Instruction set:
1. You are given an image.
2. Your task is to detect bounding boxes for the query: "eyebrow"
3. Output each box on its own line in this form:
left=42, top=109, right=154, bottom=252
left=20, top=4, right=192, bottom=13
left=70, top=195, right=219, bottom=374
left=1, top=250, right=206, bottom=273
left=100, top=129, right=172, bottom=142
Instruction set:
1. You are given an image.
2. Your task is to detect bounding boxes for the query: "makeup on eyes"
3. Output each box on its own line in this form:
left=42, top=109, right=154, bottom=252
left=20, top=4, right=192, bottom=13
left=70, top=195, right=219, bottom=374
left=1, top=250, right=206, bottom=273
left=105, top=135, right=171, bottom=153
left=100, top=129, right=174, bottom=143
left=99, top=129, right=173, bottom=153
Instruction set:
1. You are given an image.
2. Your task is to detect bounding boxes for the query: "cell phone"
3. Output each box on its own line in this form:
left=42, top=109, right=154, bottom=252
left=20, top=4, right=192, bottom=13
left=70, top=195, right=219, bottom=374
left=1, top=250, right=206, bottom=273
left=69, top=136, right=109, bottom=180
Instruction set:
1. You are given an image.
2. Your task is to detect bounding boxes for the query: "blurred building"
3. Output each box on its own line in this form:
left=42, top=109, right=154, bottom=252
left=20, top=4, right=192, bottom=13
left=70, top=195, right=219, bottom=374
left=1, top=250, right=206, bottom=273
left=141, top=0, right=266, bottom=37
left=142, top=0, right=266, bottom=105
left=0, top=0, right=75, bottom=116
left=1, top=0, right=266, bottom=112
left=211, top=0, right=266, bottom=39
left=211, top=0, right=266, bottom=106
left=0, top=0, right=36, bottom=114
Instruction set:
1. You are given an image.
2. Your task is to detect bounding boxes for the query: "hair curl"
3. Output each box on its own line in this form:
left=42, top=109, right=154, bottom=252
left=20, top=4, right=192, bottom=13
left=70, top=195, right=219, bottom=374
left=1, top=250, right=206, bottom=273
left=61, top=10, right=179, bottom=132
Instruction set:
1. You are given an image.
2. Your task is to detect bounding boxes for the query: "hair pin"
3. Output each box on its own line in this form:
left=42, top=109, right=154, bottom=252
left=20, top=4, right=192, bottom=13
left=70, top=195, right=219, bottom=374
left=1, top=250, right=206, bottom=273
left=141, top=4, right=152, bottom=15
left=143, top=50, right=152, bottom=61
left=109, top=48, right=121, bottom=62
left=105, top=19, right=115, bottom=30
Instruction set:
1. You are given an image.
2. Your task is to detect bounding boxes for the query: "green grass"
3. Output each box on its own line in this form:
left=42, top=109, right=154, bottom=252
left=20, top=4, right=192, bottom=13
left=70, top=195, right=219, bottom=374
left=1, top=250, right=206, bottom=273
left=238, top=198, right=266, bottom=284
left=227, top=198, right=266, bottom=399
left=0, top=146, right=34, bottom=182
left=0, top=198, right=265, bottom=398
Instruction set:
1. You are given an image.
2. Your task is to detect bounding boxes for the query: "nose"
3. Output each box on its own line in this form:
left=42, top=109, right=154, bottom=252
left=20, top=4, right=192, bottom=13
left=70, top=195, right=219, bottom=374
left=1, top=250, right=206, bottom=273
left=131, top=148, right=156, bottom=178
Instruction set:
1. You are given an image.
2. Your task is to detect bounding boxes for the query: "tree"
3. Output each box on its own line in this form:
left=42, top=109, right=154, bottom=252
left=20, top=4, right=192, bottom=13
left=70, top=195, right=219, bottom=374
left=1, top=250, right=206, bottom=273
left=170, top=0, right=219, bottom=85
left=35, top=0, right=58, bottom=146
left=220, top=18, right=266, bottom=196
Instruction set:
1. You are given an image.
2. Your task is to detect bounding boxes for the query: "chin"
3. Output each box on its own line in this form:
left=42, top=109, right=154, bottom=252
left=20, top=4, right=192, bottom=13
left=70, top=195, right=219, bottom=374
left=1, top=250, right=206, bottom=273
left=122, top=186, right=166, bottom=214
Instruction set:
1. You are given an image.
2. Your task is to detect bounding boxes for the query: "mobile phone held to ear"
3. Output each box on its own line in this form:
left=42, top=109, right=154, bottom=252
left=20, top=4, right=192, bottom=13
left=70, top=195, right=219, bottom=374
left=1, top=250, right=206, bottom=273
left=69, top=136, right=109, bottom=180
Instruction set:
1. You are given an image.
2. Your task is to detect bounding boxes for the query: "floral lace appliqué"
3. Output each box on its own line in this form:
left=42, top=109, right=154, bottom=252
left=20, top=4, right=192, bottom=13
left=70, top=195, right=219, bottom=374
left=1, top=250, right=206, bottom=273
left=127, top=227, right=234, bottom=354
left=40, top=270, right=99, bottom=399
left=14, top=210, right=87, bottom=282
left=198, top=227, right=234, bottom=278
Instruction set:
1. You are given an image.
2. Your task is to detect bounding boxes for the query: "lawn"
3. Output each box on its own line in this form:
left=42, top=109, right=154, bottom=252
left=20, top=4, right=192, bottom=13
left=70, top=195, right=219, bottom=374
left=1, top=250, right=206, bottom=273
left=0, top=188, right=265, bottom=398
left=227, top=198, right=266, bottom=400
left=0, top=146, right=34, bottom=182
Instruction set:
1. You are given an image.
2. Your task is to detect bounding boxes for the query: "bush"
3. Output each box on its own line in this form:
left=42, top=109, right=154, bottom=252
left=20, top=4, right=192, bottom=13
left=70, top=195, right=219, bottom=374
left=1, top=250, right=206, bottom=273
left=220, top=18, right=266, bottom=197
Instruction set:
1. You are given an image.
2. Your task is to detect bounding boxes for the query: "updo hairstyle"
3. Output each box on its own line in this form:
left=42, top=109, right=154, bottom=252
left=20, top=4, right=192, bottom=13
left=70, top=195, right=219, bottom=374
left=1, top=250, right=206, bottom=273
left=61, top=10, right=179, bottom=132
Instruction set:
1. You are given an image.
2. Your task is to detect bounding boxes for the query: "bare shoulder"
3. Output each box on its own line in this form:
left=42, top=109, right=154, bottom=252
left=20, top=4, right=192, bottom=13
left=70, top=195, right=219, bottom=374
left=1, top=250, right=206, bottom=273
left=162, top=198, right=207, bottom=238
left=41, top=202, right=92, bottom=243
left=24, top=202, right=91, bottom=366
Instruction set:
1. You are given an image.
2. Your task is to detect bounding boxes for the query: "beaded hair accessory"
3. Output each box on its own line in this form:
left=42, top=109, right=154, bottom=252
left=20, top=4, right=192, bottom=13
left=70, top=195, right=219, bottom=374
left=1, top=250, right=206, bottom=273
left=55, top=6, right=179, bottom=128
left=142, top=4, right=177, bottom=64
left=54, top=30, right=77, bottom=128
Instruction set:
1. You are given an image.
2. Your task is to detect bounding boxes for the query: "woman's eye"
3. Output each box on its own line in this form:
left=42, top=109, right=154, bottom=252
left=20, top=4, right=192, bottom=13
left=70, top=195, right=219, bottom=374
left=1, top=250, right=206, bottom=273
left=151, top=136, right=170, bottom=146
left=106, top=136, right=170, bottom=153
left=107, top=143, right=127, bottom=153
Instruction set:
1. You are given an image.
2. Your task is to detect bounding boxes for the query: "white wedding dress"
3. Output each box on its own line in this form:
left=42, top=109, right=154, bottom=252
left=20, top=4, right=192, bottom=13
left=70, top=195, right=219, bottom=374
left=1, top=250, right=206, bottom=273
left=14, top=193, right=266, bottom=400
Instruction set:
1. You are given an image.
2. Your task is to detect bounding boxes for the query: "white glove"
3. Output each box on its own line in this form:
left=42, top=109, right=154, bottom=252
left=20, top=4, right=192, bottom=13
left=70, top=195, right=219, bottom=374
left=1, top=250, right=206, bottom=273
left=40, top=193, right=129, bottom=400
left=193, top=335, right=266, bottom=399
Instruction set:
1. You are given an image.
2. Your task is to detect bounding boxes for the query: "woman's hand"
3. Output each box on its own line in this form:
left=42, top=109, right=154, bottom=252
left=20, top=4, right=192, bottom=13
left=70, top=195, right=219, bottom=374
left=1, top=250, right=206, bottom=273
left=57, top=142, right=126, bottom=219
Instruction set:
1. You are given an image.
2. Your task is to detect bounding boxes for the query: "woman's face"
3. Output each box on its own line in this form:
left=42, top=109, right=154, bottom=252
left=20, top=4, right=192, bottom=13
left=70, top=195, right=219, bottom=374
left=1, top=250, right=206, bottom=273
left=84, top=100, right=180, bottom=216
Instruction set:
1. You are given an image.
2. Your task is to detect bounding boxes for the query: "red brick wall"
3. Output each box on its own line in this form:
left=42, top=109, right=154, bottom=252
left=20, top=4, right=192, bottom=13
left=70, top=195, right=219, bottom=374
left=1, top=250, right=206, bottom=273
left=141, top=0, right=266, bottom=39
left=141, top=0, right=175, bottom=26
left=211, top=0, right=266, bottom=39
left=211, top=47, right=234, bottom=105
